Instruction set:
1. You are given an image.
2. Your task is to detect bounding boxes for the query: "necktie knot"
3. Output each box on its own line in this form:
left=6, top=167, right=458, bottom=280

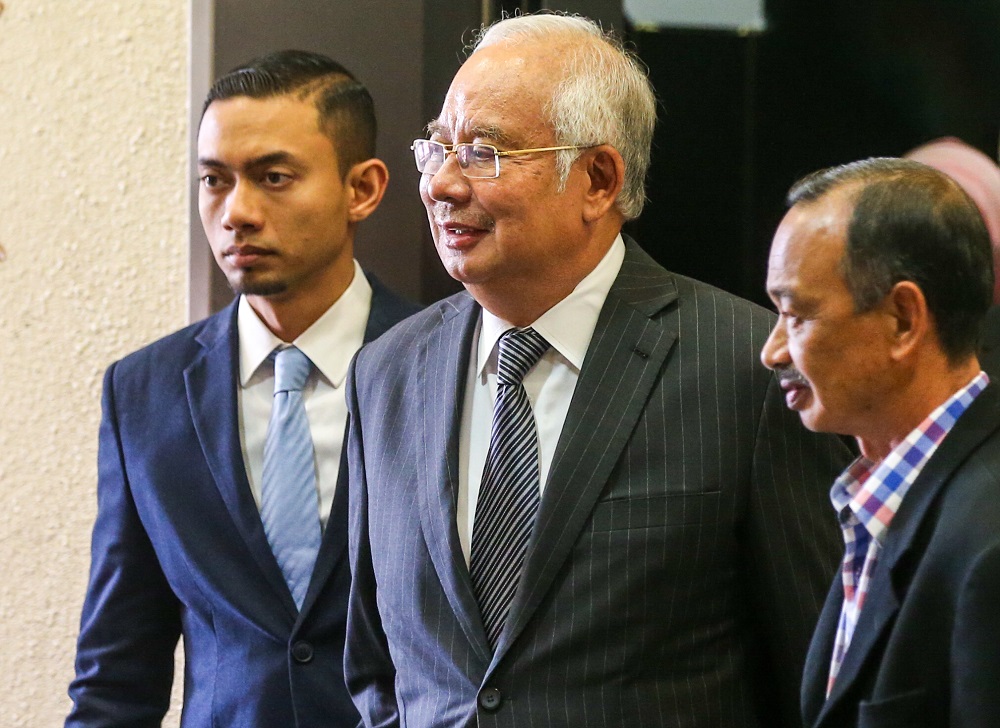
left=273, top=346, right=311, bottom=394
left=496, top=328, right=549, bottom=386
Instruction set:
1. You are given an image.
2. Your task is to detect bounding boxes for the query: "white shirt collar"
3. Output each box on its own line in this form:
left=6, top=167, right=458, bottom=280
left=477, top=235, right=626, bottom=375
left=238, top=259, right=373, bottom=388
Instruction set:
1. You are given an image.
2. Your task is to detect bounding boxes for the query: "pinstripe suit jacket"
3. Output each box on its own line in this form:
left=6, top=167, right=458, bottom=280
left=345, top=240, right=848, bottom=728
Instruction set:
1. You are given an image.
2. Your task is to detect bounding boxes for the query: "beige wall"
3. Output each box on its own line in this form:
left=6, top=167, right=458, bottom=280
left=0, top=0, right=189, bottom=724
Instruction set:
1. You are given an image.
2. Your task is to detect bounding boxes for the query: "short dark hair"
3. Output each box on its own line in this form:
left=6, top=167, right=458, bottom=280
left=202, top=50, right=377, bottom=176
left=788, top=157, right=994, bottom=362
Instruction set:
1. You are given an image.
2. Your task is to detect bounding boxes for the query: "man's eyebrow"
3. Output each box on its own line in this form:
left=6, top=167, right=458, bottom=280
left=425, top=119, right=446, bottom=138
left=197, top=151, right=296, bottom=169
left=470, top=125, right=515, bottom=147
left=424, top=120, right=516, bottom=147
left=767, top=285, right=793, bottom=300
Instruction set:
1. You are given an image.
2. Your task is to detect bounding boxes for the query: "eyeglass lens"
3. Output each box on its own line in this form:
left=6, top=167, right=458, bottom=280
left=413, top=140, right=498, bottom=178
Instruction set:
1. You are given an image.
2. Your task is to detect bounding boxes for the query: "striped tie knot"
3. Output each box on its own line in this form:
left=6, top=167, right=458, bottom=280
left=273, top=346, right=311, bottom=394
left=496, top=327, right=549, bottom=386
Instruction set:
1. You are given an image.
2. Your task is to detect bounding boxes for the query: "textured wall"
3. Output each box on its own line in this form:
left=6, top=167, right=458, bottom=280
left=0, top=0, right=189, bottom=724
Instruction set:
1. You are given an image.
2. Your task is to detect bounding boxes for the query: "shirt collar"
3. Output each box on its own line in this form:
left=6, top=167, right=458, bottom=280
left=831, top=370, right=989, bottom=544
left=238, top=259, right=372, bottom=388
left=477, top=234, right=625, bottom=376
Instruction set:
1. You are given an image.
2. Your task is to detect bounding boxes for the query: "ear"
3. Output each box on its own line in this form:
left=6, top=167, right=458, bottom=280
left=345, top=158, right=389, bottom=223
left=580, top=145, right=625, bottom=223
left=885, top=280, right=930, bottom=362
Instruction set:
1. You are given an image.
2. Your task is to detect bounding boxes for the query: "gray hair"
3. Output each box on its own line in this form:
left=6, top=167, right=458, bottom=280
left=473, top=13, right=656, bottom=221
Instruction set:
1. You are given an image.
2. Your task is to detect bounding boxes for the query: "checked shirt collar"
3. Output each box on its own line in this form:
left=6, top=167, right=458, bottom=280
left=826, top=370, right=989, bottom=695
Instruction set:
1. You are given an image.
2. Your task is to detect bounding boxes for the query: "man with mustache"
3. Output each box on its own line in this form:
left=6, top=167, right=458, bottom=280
left=344, top=13, right=848, bottom=727
left=66, top=51, right=417, bottom=727
left=762, top=157, right=1000, bottom=727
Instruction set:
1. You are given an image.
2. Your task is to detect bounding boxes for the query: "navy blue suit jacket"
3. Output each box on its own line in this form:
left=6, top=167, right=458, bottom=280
left=67, top=275, right=418, bottom=728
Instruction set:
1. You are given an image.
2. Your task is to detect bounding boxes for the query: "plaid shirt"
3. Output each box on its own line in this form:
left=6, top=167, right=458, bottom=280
left=826, top=371, right=989, bottom=696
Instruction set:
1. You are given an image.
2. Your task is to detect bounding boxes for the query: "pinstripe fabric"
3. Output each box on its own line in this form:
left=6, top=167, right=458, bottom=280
left=261, top=346, right=321, bottom=610
left=345, top=240, right=849, bottom=728
left=471, top=328, right=549, bottom=650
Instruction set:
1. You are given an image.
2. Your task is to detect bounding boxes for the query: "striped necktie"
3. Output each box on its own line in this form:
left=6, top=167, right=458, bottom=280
left=471, top=327, right=550, bottom=650
left=260, top=346, right=322, bottom=610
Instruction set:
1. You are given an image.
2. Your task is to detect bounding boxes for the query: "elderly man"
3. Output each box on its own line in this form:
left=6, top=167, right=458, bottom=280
left=67, top=51, right=418, bottom=727
left=761, top=158, right=1000, bottom=727
left=344, top=13, right=848, bottom=728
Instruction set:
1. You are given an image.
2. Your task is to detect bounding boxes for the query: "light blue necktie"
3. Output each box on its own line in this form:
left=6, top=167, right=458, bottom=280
left=261, top=346, right=322, bottom=610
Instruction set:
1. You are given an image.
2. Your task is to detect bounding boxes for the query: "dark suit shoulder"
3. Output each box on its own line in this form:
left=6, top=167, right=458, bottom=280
left=640, top=267, right=779, bottom=394
left=659, top=270, right=776, bottom=337
left=109, top=303, right=235, bottom=381
left=977, top=304, right=1000, bottom=380
left=357, top=290, right=473, bottom=360
left=615, top=239, right=777, bottom=347
left=364, top=271, right=423, bottom=342
left=917, top=385, right=1000, bottom=526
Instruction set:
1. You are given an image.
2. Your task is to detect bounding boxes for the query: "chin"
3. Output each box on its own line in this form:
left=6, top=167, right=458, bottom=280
left=795, top=406, right=825, bottom=433
left=230, top=276, right=288, bottom=297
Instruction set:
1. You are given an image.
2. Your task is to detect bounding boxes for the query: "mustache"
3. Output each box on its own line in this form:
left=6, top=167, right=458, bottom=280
left=431, top=208, right=494, bottom=231
left=775, top=366, right=808, bottom=388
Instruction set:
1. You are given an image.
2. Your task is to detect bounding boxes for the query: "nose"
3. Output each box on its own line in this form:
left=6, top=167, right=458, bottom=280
left=760, top=319, right=790, bottom=371
left=221, top=180, right=264, bottom=232
left=423, top=151, right=472, bottom=204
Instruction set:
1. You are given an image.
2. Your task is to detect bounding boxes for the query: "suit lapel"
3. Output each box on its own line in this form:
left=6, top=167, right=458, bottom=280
left=494, top=241, right=679, bottom=660
left=812, top=383, right=1000, bottom=726
left=801, top=577, right=844, bottom=726
left=817, top=559, right=900, bottom=723
left=185, top=302, right=297, bottom=619
left=414, top=295, right=495, bottom=664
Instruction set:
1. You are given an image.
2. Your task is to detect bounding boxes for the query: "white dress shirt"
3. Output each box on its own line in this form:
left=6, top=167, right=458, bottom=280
left=457, top=235, right=626, bottom=564
left=237, top=259, right=372, bottom=530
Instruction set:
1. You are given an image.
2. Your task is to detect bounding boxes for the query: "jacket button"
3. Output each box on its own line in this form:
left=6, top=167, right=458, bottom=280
left=478, top=687, right=502, bottom=712
left=291, top=640, right=314, bottom=663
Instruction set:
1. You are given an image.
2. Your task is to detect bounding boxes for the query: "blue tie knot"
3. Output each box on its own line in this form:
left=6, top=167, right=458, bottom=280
left=273, top=346, right=311, bottom=394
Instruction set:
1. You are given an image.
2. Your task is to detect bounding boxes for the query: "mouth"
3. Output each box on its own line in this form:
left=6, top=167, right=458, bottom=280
left=434, top=214, right=494, bottom=248
left=777, top=370, right=811, bottom=410
left=445, top=224, right=483, bottom=235
left=222, top=244, right=273, bottom=267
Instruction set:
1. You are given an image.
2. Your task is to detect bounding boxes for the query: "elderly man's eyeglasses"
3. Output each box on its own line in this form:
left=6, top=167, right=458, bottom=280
left=411, top=138, right=598, bottom=179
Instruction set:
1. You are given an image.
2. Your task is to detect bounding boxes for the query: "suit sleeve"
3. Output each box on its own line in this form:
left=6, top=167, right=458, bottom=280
left=952, top=543, right=1000, bottom=725
left=66, top=363, right=181, bottom=727
left=741, top=374, right=848, bottom=728
left=343, top=358, right=400, bottom=728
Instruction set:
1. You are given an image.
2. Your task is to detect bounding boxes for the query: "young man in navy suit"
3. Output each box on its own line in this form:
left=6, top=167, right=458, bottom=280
left=762, top=158, right=1000, bottom=727
left=67, top=51, right=418, bottom=727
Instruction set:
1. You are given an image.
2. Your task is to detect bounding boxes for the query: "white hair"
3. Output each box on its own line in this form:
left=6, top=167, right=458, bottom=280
left=473, top=13, right=656, bottom=220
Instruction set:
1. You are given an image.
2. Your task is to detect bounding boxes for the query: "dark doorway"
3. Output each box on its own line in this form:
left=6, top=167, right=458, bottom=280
left=626, top=1, right=1000, bottom=307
